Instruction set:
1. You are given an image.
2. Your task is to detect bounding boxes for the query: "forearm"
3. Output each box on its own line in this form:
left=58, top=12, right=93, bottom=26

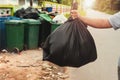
left=79, top=16, right=112, bottom=29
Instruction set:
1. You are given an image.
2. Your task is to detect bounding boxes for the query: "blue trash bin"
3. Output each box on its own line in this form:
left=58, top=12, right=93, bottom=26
left=7, top=16, right=21, bottom=20
left=46, top=7, right=52, bottom=12
left=0, top=17, right=8, bottom=50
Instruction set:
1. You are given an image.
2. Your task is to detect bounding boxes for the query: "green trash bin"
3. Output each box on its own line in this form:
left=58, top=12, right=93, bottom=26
left=23, top=19, right=40, bottom=49
left=39, top=14, right=52, bottom=46
left=51, top=23, right=61, bottom=32
left=5, top=20, right=25, bottom=52
left=39, top=14, right=52, bottom=22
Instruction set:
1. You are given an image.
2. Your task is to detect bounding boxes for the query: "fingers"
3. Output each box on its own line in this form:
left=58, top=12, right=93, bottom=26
left=70, top=10, right=79, bottom=19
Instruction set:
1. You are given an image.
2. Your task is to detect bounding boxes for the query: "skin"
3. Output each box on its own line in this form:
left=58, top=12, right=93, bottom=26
left=70, top=10, right=112, bottom=29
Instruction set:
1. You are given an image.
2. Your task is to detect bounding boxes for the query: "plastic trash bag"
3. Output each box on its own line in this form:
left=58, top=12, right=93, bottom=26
left=14, top=8, right=25, bottom=18
left=14, top=7, right=40, bottom=19
left=42, top=17, right=97, bottom=67
left=23, top=7, right=40, bottom=19
left=52, top=14, right=67, bottom=24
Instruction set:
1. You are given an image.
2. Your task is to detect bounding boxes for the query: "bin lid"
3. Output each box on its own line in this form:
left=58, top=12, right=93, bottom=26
left=22, top=19, right=41, bottom=24
left=5, top=20, right=25, bottom=24
left=0, top=17, right=8, bottom=20
left=0, top=17, right=9, bottom=22
left=7, top=16, right=21, bottom=20
left=22, top=19, right=29, bottom=22
left=50, top=20, right=62, bottom=24
left=39, top=14, right=52, bottom=22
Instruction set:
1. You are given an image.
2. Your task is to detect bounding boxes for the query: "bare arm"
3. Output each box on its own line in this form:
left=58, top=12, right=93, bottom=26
left=70, top=10, right=112, bottom=29
left=79, top=16, right=112, bottom=29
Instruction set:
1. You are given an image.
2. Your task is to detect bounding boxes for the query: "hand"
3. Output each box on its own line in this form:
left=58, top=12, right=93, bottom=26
left=70, top=10, right=79, bottom=19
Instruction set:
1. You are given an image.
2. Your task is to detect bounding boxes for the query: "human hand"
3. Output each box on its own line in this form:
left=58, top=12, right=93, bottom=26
left=70, top=10, right=79, bottom=19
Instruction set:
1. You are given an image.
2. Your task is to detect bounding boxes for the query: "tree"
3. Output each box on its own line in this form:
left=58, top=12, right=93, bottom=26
left=93, top=0, right=120, bottom=14
left=30, top=0, right=33, bottom=7
left=61, top=0, right=72, bottom=5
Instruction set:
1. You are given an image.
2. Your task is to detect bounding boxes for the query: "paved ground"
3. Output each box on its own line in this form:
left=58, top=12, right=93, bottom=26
left=69, top=9, right=120, bottom=80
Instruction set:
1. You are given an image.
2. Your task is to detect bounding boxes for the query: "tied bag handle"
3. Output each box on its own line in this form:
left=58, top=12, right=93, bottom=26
left=70, top=0, right=79, bottom=19
left=71, top=0, right=78, bottom=10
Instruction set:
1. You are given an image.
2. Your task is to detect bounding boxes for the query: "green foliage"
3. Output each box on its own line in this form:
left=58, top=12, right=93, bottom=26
left=39, top=0, right=71, bottom=5
left=40, top=0, right=61, bottom=3
left=61, top=0, right=72, bottom=5
left=93, top=0, right=120, bottom=14
left=64, top=13, right=70, bottom=18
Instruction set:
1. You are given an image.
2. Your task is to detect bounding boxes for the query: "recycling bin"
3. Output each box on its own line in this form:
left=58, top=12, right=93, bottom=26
left=23, top=19, right=40, bottom=49
left=0, top=17, right=8, bottom=50
left=7, top=16, right=21, bottom=20
left=51, top=23, right=61, bottom=32
left=5, top=20, right=24, bottom=52
left=0, top=16, right=21, bottom=51
left=39, top=14, right=52, bottom=46
left=46, top=7, right=52, bottom=12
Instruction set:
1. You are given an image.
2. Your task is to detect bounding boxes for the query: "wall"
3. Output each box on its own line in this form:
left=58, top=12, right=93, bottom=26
left=0, top=0, right=18, bottom=5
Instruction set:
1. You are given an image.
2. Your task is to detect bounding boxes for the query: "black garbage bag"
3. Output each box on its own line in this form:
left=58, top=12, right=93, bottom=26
left=14, top=8, right=25, bottom=18
left=23, top=7, right=40, bottom=19
left=42, top=17, right=97, bottom=67
left=14, top=7, right=40, bottom=19
left=23, top=12, right=39, bottom=19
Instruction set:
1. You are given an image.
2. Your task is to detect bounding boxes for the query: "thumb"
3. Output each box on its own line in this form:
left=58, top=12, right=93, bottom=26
left=70, top=10, right=79, bottom=19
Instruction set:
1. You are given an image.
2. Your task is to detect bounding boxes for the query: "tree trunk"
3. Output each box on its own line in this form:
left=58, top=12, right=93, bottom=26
left=30, top=0, right=33, bottom=7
